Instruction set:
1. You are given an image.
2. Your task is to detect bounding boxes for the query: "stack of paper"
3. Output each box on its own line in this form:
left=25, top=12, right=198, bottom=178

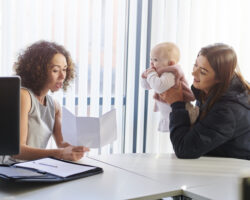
left=62, top=107, right=117, bottom=148
left=14, top=158, right=95, bottom=178
left=0, top=158, right=103, bottom=182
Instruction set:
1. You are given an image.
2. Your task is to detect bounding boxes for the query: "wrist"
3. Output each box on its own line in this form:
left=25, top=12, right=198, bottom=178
left=59, top=141, right=70, bottom=148
left=54, top=148, right=63, bottom=159
left=171, top=101, right=185, bottom=109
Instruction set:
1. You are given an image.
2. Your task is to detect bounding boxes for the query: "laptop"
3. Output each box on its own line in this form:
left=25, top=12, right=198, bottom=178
left=0, top=77, right=20, bottom=155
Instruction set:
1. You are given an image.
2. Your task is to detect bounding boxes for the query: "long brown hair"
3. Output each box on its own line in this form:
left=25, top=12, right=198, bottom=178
left=198, top=43, right=250, bottom=118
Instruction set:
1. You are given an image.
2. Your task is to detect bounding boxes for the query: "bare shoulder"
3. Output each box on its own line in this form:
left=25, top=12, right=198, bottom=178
left=21, top=88, right=30, bottom=97
left=20, top=88, right=31, bottom=112
left=20, top=88, right=31, bottom=102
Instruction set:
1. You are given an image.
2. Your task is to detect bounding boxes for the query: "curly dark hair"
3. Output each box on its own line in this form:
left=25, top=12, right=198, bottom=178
left=14, top=40, right=75, bottom=96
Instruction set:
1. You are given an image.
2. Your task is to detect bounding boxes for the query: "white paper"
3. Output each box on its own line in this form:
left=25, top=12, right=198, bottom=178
left=14, top=158, right=95, bottom=178
left=0, top=166, right=42, bottom=177
left=62, top=107, right=117, bottom=148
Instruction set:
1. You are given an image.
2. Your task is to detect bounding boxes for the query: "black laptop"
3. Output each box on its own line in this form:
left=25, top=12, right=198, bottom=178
left=0, top=77, right=20, bottom=155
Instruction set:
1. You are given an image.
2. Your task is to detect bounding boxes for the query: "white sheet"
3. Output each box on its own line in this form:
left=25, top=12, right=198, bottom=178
left=14, top=158, right=95, bottom=178
left=62, top=107, right=117, bottom=148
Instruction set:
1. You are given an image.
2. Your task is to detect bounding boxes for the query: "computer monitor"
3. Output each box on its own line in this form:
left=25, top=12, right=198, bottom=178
left=0, top=77, right=20, bottom=155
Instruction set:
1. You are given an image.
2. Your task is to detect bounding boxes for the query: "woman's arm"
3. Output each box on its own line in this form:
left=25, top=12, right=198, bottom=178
left=53, top=100, right=71, bottom=148
left=13, top=89, right=87, bottom=161
left=13, top=89, right=62, bottom=160
left=169, top=101, right=236, bottom=158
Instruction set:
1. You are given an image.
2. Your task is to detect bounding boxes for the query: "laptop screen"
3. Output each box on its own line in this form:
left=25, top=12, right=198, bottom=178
left=0, top=77, right=20, bottom=155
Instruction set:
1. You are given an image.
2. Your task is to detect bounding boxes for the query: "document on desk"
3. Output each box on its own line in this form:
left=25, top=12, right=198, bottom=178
left=14, top=158, right=95, bottom=178
left=62, top=107, right=117, bottom=148
left=0, top=166, right=43, bottom=178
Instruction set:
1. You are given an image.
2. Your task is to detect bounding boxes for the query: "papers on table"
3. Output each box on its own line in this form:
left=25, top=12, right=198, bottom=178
left=14, top=158, right=95, bottom=178
left=62, top=107, right=117, bottom=148
left=0, top=166, right=42, bottom=178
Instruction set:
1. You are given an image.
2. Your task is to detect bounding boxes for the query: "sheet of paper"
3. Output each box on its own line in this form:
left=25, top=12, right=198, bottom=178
left=0, top=166, right=43, bottom=178
left=61, top=107, right=77, bottom=145
left=14, top=158, right=95, bottom=178
left=62, top=107, right=117, bottom=148
left=100, top=109, right=117, bottom=146
left=76, top=117, right=100, bottom=147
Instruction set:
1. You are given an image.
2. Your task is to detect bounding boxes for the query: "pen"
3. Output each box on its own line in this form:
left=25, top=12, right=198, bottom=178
left=38, top=162, right=58, bottom=168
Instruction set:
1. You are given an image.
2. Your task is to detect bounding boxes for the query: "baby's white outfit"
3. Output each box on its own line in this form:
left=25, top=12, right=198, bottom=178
left=141, top=66, right=199, bottom=132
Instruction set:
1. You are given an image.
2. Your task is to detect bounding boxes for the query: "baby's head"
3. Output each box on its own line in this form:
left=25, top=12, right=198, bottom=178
left=150, top=42, right=180, bottom=69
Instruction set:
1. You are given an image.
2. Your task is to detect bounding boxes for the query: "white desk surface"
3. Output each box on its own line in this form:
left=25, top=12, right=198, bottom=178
left=0, top=157, right=181, bottom=200
left=184, top=177, right=240, bottom=200
left=1, top=154, right=249, bottom=200
left=89, top=153, right=250, bottom=200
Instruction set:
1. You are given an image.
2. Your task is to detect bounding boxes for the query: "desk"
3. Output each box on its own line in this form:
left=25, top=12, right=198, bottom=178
left=89, top=153, right=250, bottom=200
left=0, top=154, right=249, bottom=200
left=185, top=177, right=240, bottom=200
left=0, top=157, right=177, bottom=200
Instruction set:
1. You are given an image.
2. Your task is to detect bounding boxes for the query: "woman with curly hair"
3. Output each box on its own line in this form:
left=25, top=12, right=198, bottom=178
left=3, top=40, right=89, bottom=164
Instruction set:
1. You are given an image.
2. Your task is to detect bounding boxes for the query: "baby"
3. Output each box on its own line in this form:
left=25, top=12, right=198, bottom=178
left=141, top=42, right=199, bottom=132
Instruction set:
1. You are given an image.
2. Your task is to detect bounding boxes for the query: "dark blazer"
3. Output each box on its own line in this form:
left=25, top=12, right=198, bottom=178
left=170, top=75, right=250, bottom=159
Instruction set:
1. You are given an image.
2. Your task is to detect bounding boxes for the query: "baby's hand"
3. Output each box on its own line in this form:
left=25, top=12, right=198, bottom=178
left=141, top=70, right=148, bottom=78
left=141, top=67, right=156, bottom=78
left=145, top=67, right=156, bottom=76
